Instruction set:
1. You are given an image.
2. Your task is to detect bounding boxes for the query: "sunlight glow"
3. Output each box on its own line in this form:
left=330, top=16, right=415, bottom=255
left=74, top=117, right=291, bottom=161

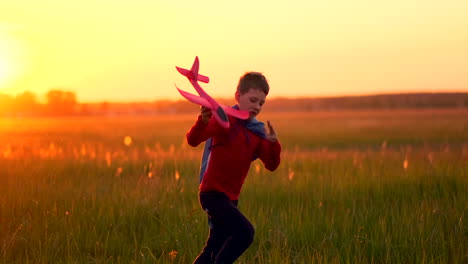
left=1, top=1, right=467, bottom=101
left=0, top=29, right=28, bottom=90
left=0, top=45, right=15, bottom=89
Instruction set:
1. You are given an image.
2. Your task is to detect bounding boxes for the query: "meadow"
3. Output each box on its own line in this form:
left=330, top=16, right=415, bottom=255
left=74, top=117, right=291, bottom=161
left=0, top=109, right=467, bottom=263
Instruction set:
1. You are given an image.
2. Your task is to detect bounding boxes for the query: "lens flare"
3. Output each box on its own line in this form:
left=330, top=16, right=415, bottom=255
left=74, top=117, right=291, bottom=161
left=0, top=26, right=29, bottom=90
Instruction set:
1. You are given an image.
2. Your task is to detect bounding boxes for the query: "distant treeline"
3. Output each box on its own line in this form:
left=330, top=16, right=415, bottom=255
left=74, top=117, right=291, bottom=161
left=262, top=93, right=468, bottom=112
left=1, top=91, right=467, bottom=117
left=0, top=90, right=77, bottom=117
left=93, top=93, right=468, bottom=116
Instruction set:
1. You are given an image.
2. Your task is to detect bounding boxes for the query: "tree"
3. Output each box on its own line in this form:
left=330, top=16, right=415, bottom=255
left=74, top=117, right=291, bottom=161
left=14, top=91, right=40, bottom=115
left=46, top=89, right=77, bottom=115
left=0, top=94, right=14, bottom=116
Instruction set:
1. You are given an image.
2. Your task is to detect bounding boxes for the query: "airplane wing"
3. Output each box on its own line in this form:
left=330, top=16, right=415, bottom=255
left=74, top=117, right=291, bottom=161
left=176, top=67, right=209, bottom=83
left=176, top=86, right=249, bottom=120
left=176, top=87, right=211, bottom=108
left=222, top=105, right=250, bottom=120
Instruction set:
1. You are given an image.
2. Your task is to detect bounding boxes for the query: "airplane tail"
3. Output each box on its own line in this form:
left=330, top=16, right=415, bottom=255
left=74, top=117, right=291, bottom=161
left=175, top=56, right=210, bottom=83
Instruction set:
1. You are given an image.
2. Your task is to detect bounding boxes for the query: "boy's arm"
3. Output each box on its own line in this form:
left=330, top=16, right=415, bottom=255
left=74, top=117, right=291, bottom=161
left=186, top=108, right=226, bottom=147
left=258, top=139, right=281, bottom=171
left=258, top=121, right=281, bottom=171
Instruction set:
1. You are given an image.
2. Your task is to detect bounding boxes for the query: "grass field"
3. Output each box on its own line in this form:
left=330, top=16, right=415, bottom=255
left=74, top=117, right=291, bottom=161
left=1, top=109, right=467, bottom=263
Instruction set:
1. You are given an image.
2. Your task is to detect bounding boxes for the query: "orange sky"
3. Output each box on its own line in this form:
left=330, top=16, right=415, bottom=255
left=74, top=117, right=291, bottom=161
left=0, top=0, right=467, bottom=102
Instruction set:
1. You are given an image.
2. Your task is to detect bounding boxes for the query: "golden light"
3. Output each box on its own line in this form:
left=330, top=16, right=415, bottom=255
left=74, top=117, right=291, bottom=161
left=403, top=157, right=409, bottom=171
left=123, top=136, right=133, bottom=147
left=0, top=28, right=29, bottom=90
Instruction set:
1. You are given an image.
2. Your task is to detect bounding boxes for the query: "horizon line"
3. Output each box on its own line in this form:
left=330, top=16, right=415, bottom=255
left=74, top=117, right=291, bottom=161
left=77, top=91, right=468, bottom=104
left=1, top=90, right=468, bottom=104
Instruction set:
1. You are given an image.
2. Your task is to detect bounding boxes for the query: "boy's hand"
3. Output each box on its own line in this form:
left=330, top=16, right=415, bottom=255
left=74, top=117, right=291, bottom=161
left=200, top=106, right=212, bottom=124
left=265, top=121, right=278, bottom=142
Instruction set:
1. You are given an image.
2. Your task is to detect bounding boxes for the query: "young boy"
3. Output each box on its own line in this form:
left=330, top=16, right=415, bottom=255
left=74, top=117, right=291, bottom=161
left=187, top=72, right=281, bottom=264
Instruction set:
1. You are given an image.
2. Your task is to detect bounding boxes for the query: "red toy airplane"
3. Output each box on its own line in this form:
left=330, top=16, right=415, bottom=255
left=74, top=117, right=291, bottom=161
left=175, top=57, right=249, bottom=128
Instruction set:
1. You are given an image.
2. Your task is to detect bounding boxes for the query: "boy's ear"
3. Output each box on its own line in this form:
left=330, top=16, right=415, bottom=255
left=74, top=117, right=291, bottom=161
left=235, top=91, right=240, bottom=102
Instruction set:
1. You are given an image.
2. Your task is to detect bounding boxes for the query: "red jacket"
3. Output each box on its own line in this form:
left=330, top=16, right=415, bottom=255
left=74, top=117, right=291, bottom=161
left=187, top=115, right=281, bottom=200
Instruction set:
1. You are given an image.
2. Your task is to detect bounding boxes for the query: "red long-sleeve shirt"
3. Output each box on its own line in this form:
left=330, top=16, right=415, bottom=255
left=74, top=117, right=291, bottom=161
left=187, top=115, right=281, bottom=200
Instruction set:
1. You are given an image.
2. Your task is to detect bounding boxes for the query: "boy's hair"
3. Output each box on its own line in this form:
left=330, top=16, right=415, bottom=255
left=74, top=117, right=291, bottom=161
left=237, top=72, right=269, bottom=95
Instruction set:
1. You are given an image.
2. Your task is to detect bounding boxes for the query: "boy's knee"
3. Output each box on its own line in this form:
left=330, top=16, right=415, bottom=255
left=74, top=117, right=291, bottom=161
left=247, top=228, right=255, bottom=245
left=241, top=222, right=255, bottom=245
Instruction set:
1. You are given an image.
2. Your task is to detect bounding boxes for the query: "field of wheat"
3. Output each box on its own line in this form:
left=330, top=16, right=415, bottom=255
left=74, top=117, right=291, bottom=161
left=1, top=109, right=467, bottom=263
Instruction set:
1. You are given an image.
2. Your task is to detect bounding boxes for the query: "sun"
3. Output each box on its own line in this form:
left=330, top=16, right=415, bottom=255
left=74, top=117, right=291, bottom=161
left=0, top=49, right=16, bottom=88
left=0, top=28, right=29, bottom=90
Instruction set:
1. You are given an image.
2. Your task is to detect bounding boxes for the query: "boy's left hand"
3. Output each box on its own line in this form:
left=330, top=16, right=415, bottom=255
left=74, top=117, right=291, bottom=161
left=265, top=121, right=278, bottom=142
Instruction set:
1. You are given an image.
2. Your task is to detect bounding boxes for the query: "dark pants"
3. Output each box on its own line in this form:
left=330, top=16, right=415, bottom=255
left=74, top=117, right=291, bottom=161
left=193, top=191, right=255, bottom=264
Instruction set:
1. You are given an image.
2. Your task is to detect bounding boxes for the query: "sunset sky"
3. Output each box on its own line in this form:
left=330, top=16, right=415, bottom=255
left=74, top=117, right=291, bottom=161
left=1, top=0, right=467, bottom=102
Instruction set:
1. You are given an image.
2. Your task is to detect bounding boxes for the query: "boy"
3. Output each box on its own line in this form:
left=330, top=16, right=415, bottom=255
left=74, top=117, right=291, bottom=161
left=187, top=72, right=281, bottom=264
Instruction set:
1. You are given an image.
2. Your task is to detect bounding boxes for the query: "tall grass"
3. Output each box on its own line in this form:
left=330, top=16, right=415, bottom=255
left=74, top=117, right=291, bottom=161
left=1, top=109, right=467, bottom=263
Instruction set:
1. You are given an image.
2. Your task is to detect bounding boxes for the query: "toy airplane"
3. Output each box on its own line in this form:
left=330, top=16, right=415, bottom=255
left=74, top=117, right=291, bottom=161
left=175, top=56, right=249, bottom=128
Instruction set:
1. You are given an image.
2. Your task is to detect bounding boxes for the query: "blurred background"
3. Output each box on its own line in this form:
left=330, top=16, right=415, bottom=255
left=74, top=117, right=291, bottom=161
left=1, top=0, right=467, bottom=110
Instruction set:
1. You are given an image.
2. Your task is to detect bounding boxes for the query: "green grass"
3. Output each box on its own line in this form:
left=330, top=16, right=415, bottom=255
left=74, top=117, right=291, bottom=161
left=1, top=109, right=467, bottom=263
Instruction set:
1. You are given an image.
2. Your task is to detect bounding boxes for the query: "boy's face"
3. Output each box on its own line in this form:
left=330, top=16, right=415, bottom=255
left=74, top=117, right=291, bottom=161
left=235, top=88, right=266, bottom=119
